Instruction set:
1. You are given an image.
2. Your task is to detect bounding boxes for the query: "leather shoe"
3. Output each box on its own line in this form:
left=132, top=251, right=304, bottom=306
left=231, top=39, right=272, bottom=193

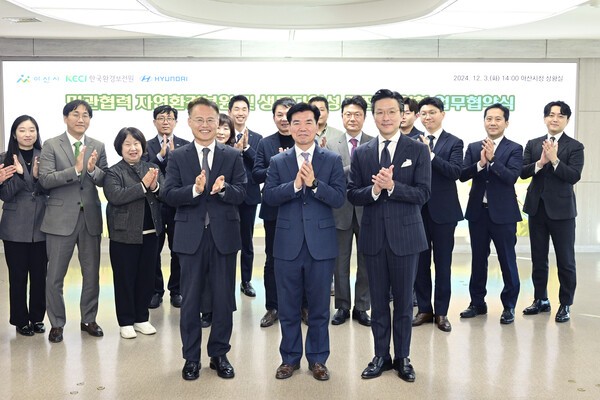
left=309, top=362, right=329, bottom=381
left=201, top=313, right=212, bottom=328
left=170, top=294, right=182, bottom=308
left=260, top=309, right=278, bottom=327
left=500, top=308, right=515, bottom=324
left=412, top=312, right=434, bottom=327
left=149, top=293, right=162, bottom=309
left=210, top=356, right=235, bottom=379
left=48, top=327, right=63, bottom=343
left=16, top=324, right=34, bottom=337
left=523, top=299, right=551, bottom=315
left=182, top=360, right=200, bottom=380
left=33, top=322, right=45, bottom=334
left=81, top=322, right=103, bottom=337
left=240, top=281, right=256, bottom=297
left=331, top=308, right=350, bottom=325
left=361, top=356, right=393, bottom=379
left=352, top=309, right=371, bottom=327
left=555, top=304, right=571, bottom=323
left=301, top=308, right=309, bottom=326
left=275, top=363, right=300, bottom=379
left=435, top=315, right=452, bottom=332
left=460, top=303, right=488, bottom=318
left=396, top=357, right=416, bottom=382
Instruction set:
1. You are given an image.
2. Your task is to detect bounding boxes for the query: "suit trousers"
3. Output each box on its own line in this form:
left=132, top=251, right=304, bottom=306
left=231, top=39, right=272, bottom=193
left=468, top=207, right=520, bottom=309
left=366, top=236, right=418, bottom=360
left=275, top=241, right=334, bottom=366
left=110, top=235, right=158, bottom=326
left=415, top=206, right=456, bottom=316
left=238, top=202, right=258, bottom=283
left=46, top=210, right=101, bottom=328
left=4, top=240, right=47, bottom=327
left=263, top=219, right=278, bottom=311
left=334, top=213, right=370, bottom=311
left=178, top=224, right=236, bottom=362
left=153, top=204, right=181, bottom=297
left=529, top=200, right=576, bottom=305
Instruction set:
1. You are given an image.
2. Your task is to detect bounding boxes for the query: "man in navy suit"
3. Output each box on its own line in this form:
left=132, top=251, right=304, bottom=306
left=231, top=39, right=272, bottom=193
left=143, top=105, right=189, bottom=309
left=459, top=103, right=522, bottom=324
left=263, top=102, right=345, bottom=381
left=521, top=101, right=584, bottom=323
left=252, top=97, right=296, bottom=328
left=163, top=97, right=247, bottom=381
left=412, top=96, right=463, bottom=333
left=400, top=97, right=423, bottom=139
left=228, top=95, right=263, bottom=298
left=348, top=89, right=430, bottom=382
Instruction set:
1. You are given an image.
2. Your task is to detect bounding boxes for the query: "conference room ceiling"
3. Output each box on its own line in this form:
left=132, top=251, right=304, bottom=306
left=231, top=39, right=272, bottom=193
left=1, top=0, right=600, bottom=41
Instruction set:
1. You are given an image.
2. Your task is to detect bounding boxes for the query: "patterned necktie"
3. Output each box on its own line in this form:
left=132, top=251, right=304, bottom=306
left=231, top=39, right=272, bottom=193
left=236, top=133, right=243, bottom=143
left=380, top=140, right=391, bottom=168
left=74, top=141, right=82, bottom=158
left=427, top=135, right=435, bottom=151
left=202, top=148, right=211, bottom=225
left=349, top=138, right=358, bottom=158
left=301, top=152, right=310, bottom=192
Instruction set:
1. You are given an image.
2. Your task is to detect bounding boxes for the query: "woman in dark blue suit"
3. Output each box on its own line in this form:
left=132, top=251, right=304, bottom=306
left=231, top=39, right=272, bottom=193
left=0, top=115, right=47, bottom=336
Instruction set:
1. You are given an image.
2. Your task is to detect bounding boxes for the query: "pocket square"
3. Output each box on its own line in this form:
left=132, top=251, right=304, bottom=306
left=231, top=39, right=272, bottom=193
left=401, top=159, right=412, bottom=168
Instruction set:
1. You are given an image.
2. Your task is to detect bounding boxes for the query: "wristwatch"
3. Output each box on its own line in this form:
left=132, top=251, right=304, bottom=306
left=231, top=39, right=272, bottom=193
left=307, top=179, right=319, bottom=190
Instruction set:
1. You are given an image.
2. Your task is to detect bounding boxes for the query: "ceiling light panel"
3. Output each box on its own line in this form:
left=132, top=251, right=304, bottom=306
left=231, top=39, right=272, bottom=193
left=110, top=21, right=222, bottom=37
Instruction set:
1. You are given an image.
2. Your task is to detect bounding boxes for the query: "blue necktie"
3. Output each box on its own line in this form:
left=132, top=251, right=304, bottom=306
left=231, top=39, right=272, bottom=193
left=380, top=140, right=391, bottom=168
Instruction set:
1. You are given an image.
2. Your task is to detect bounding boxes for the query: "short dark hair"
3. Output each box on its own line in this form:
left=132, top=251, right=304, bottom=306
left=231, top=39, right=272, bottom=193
left=4, top=115, right=42, bottom=167
left=418, top=96, right=444, bottom=112
left=341, top=95, right=367, bottom=115
left=228, top=95, right=250, bottom=111
left=370, top=89, right=404, bottom=114
left=403, top=97, right=419, bottom=114
left=484, top=103, right=510, bottom=121
left=63, top=99, right=93, bottom=118
left=187, top=97, right=219, bottom=115
left=543, top=100, right=572, bottom=119
left=114, top=127, right=147, bottom=156
left=308, top=96, right=329, bottom=110
left=286, top=102, right=320, bottom=125
left=153, top=105, right=178, bottom=120
left=218, top=113, right=236, bottom=146
left=271, top=97, right=296, bottom=115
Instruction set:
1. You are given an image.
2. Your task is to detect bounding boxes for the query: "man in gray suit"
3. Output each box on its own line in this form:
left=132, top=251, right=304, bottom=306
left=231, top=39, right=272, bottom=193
left=39, top=99, right=108, bottom=343
left=326, top=95, right=372, bottom=327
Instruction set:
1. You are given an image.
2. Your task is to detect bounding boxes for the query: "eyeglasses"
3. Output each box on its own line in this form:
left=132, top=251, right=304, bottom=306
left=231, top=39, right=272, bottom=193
left=156, top=117, right=175, bottom=123
left=343, top=112, right=364, bottom=119
left=192, top=118, right=217, bottom=126
left=70, top=112, right=90, bottom=120
left=420, top=110, right=439, bottom=118
left=374, top=109, right=400, bottom=118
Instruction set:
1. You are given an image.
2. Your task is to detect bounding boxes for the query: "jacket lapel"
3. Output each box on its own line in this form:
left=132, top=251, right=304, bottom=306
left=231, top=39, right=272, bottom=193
left=59, top=133, right=76, bottom=166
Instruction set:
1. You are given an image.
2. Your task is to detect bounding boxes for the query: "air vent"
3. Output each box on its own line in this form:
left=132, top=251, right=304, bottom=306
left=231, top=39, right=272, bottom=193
left=2, top=17, right=42, bottom=23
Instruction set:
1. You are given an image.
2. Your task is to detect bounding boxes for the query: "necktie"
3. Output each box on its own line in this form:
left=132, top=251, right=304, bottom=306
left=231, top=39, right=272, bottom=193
left=550, top=136, right=556, bottom=143
left=427, top=135, right=435, bottom=151
left=74, top=141, right=82, bottom=158
left=380, top=140, right=391, bottom=168
left=349, top=138, right=358, bottom=158
left=236, top=133, right=243, bottom=143
left=202, top=148, right=211, bottom=225
left=301, top=152, right=310, bottom=192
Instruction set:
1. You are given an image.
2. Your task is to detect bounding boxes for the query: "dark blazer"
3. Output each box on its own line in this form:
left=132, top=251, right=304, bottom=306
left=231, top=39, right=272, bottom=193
left=163, top=142, right=247, bottom=255
left=263, top=146, right=345, bottom=261
left=253, top=132, right=284, bottom=221
left=0, top=150, right=47, bottom=242
left=406, top=126, right=424, bottom=140
left=521, top=134, right=584, bottom=220
left=347, top=134, right=431, bottom=256
left=460, top=138, right=523, bottom=224
left=425, top=130, right=464, bottom=224
left=143, top=135, right=189, bottom=175
left=241, top=129, right=263, bottom=205
left=38, top=133, right=107, bottom=236
left=103, top=159, right=164, bottom=244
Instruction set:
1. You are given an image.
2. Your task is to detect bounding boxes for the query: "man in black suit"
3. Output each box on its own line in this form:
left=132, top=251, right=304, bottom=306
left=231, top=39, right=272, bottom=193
left=143, top=105, right=189, bottom=309
left=348, top=89, right=431, bottom=383
left=252, top=97, right=297, bottom=328
left=163, top=97, right=247, bottom=381
left=521, top=101, right=584, bottom=323
left=412, top=96, right=463, bottom=333
left=459, top=103, right=523, bottom=324
left=400, top=97, right=423, bottom=139
left=228, top=95, right=263, bottom=298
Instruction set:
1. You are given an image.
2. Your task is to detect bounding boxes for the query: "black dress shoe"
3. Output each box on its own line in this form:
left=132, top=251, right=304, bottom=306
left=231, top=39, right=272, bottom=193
left=16, top=324, right=34, bottom=337
left=301, top=308, right=309, bottom=326
left=201, top=313, right=212, bottom=328
left=460, top=303, right=488, bottom=318
left=149, top=293, right=162, bottom=309
left=210, top=356, right=235, bottom=379
left=523, top=299, right=551, bottom=315
left=182, top=360, right=200, bottom=380
left=352, top=309, right=371, bottom=327
left=396, top=357, right=416, bottom=382
left=260, top=309, right=278, bottom=327
left=33, top=322, right=46, bottom=334
left=500, top=308, right=515, bottom=324
left=81, top=322, right=104, bottom=337
left=435, top=315, right=452, bottom=332
left=412, top=312, right=434, bottom=326
left=361, top=356, right=394, bottom=379
left=170, top=294, right=182, bottom=308
left=555, top=304, right=571, bottom=323
left=332, top=309, right=350, bottom=325
left=240, top=281, right=256, bottom=297
left=48, top=327, right=63, bottom=343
